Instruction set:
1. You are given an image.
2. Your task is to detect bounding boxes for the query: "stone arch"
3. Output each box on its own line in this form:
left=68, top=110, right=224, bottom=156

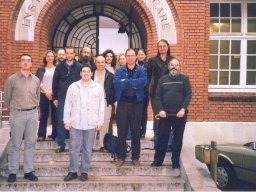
left=32, top=0, right=159, bottom=63
left=8, top=0, right=182, bottom=68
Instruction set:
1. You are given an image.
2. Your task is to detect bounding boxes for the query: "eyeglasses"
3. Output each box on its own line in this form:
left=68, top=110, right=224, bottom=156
left=21, top=59, right=31, bottom=62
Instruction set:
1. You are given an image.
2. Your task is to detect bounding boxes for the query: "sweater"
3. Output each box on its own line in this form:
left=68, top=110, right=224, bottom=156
left=155, top=73, right=192, bottom=114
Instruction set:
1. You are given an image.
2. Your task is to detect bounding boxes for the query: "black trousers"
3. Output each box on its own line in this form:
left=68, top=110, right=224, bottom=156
left=38, top=93, right=57, bottom=139
left=116, top=101, right=143, bottom=160
left=140, top=91, right=149, bottom=136
left=154, top=114, right=187, bottom=166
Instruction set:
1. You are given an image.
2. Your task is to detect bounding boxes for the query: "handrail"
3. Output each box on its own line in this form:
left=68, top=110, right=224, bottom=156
left=0, top=91, right=3, bottom=128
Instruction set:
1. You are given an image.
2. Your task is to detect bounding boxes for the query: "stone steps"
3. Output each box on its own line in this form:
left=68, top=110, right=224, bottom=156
left=0, top=175, right=184, bottom=191
left=0, top=138, right=185, bottom=191
left=33, top=139, right=154, bottom=150
left=1, top=161, right=176, bottom=177
left=18, top=149, right=172, bottom=163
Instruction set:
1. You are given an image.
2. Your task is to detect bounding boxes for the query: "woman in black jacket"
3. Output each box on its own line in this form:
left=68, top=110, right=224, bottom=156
left=35, top=50, right=57, bottom=141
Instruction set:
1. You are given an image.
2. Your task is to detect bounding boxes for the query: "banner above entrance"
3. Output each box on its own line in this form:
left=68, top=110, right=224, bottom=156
left=143, top=0, right=177, bottom=44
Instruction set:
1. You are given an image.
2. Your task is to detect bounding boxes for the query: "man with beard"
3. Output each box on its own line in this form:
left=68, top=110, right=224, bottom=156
left=151, top=58, right=192, bottom=175
left=79, top=47, right=96, bottom=71
left=52, top=47, right=82, bottom=153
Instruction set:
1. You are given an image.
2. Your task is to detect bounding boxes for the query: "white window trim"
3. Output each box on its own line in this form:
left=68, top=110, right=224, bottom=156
left=209, top=0, right=256, bottom=92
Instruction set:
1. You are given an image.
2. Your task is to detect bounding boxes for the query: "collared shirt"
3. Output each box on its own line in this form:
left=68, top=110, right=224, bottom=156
left=4, top=71, right=40, bottom=110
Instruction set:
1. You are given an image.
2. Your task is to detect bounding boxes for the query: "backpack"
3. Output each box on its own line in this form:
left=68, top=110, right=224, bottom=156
left=103, top=133, right=131, bottom=160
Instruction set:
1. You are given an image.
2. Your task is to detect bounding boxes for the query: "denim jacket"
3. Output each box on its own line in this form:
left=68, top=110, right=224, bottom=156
left=113, top=64, right=146, bottom=102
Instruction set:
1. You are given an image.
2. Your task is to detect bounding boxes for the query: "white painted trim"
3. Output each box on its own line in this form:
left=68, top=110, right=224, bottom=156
left=208, top=88, right=256, bottom=93
left=143, top=0, right=177, bottom=44
left=15, top=0, right=48, bottom=41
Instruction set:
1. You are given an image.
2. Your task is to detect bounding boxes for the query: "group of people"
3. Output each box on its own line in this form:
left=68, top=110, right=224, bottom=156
left=4, top=39, right=192, bottom=183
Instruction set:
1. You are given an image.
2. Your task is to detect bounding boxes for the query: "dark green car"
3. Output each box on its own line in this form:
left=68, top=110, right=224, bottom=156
left=216, top=141, right=256, bottom=189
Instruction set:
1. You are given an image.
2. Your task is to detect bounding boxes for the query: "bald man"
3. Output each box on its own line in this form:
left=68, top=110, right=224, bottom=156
left=92, top=56, right=115, bottom=151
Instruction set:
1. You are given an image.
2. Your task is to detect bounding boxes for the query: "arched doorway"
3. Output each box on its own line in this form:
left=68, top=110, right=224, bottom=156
left=53, top=4, right=143, bottom=55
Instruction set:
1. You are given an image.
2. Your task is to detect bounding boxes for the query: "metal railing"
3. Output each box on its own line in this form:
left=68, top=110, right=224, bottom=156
left=0, top=91, right=9, bottom=128
left=0, top=91, right=3, bottom=128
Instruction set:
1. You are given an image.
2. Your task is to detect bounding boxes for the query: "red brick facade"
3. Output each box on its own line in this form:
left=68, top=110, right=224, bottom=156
left=0, top=0, right=255, bottom=122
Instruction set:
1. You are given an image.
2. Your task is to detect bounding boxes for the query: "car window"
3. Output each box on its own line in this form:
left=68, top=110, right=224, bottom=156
left=244, top=142, right=256, bottom=150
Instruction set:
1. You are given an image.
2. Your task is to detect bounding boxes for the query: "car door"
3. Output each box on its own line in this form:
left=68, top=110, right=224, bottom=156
left=240, top=145, right=256, bottom=184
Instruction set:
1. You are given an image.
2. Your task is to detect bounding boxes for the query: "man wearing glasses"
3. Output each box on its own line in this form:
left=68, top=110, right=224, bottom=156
left=4, top=54, right=40, bottom=183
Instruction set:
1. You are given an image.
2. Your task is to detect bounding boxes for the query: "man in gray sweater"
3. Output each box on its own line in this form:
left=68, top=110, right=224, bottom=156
left=151, top=58, right=192, bottom=173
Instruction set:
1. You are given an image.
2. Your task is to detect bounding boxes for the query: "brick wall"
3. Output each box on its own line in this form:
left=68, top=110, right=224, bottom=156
left=0, top=0, right=255, bottom=122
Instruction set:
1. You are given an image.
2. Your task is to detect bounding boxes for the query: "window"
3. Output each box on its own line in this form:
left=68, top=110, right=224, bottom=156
left=209, top=1, right=256, bottom=92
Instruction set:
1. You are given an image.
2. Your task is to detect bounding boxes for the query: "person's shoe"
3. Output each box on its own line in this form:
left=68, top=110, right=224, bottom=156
left=99, top=147, right=108, bottom=153
left=24, top=172, right=38, bottom=181
left=172, top=163, right=180, bottom=169
left=37, top=137, right=45, bottom=142
left=7, top=174, right=16, bottom=183
left=64, top=172, right=78, bottom=181
left=151, top=161, right=162, bottom=167
left=80, top=173, right=88, bottom=181
left=115, top=159, right=124, bottom=167
left=132, top=159, right=140, bottom=166
left=55, top=147, right=65, bottom=153
left=48, top=135, right=56, bottom=141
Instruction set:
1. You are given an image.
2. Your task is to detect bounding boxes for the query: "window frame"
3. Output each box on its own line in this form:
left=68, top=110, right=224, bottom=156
left=209, top=0, right=256, bottom=93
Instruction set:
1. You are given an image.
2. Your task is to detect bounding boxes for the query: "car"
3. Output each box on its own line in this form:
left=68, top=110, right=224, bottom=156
left=216, top=141, right=256, bottom=189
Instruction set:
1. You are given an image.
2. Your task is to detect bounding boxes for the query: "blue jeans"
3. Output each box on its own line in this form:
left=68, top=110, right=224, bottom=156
left=8, top=109, right=38, bottom=174
left=38, top=93, right=57, bottom=139
left=56, top=99, right=66, bottom=148
left=69, top=128, right=96, bottom=173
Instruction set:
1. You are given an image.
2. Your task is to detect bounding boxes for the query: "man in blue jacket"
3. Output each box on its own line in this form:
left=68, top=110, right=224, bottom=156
left=113, top=48, right=146, bottom=167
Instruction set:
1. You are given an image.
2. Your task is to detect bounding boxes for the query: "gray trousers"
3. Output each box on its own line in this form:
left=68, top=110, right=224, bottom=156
left=8, top=109, right=38, bottom=174
left=69, top=128, right=96, bottom=173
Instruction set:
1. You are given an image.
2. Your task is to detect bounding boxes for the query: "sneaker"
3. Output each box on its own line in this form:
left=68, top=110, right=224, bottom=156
left=24, top=172, right=38, bottom=181
left=64, top=172, right=78, bottom=182
left=115, top=159, right=124, bottom=167
left=7, top=174, right=16, bottom=183
left=80, top=173, right=88, bottom=181
left=151, top=161, right=162, bottom=167
left=132, top=159, right=140, bottom=166
left=55, top=147, right=65, bottom=153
